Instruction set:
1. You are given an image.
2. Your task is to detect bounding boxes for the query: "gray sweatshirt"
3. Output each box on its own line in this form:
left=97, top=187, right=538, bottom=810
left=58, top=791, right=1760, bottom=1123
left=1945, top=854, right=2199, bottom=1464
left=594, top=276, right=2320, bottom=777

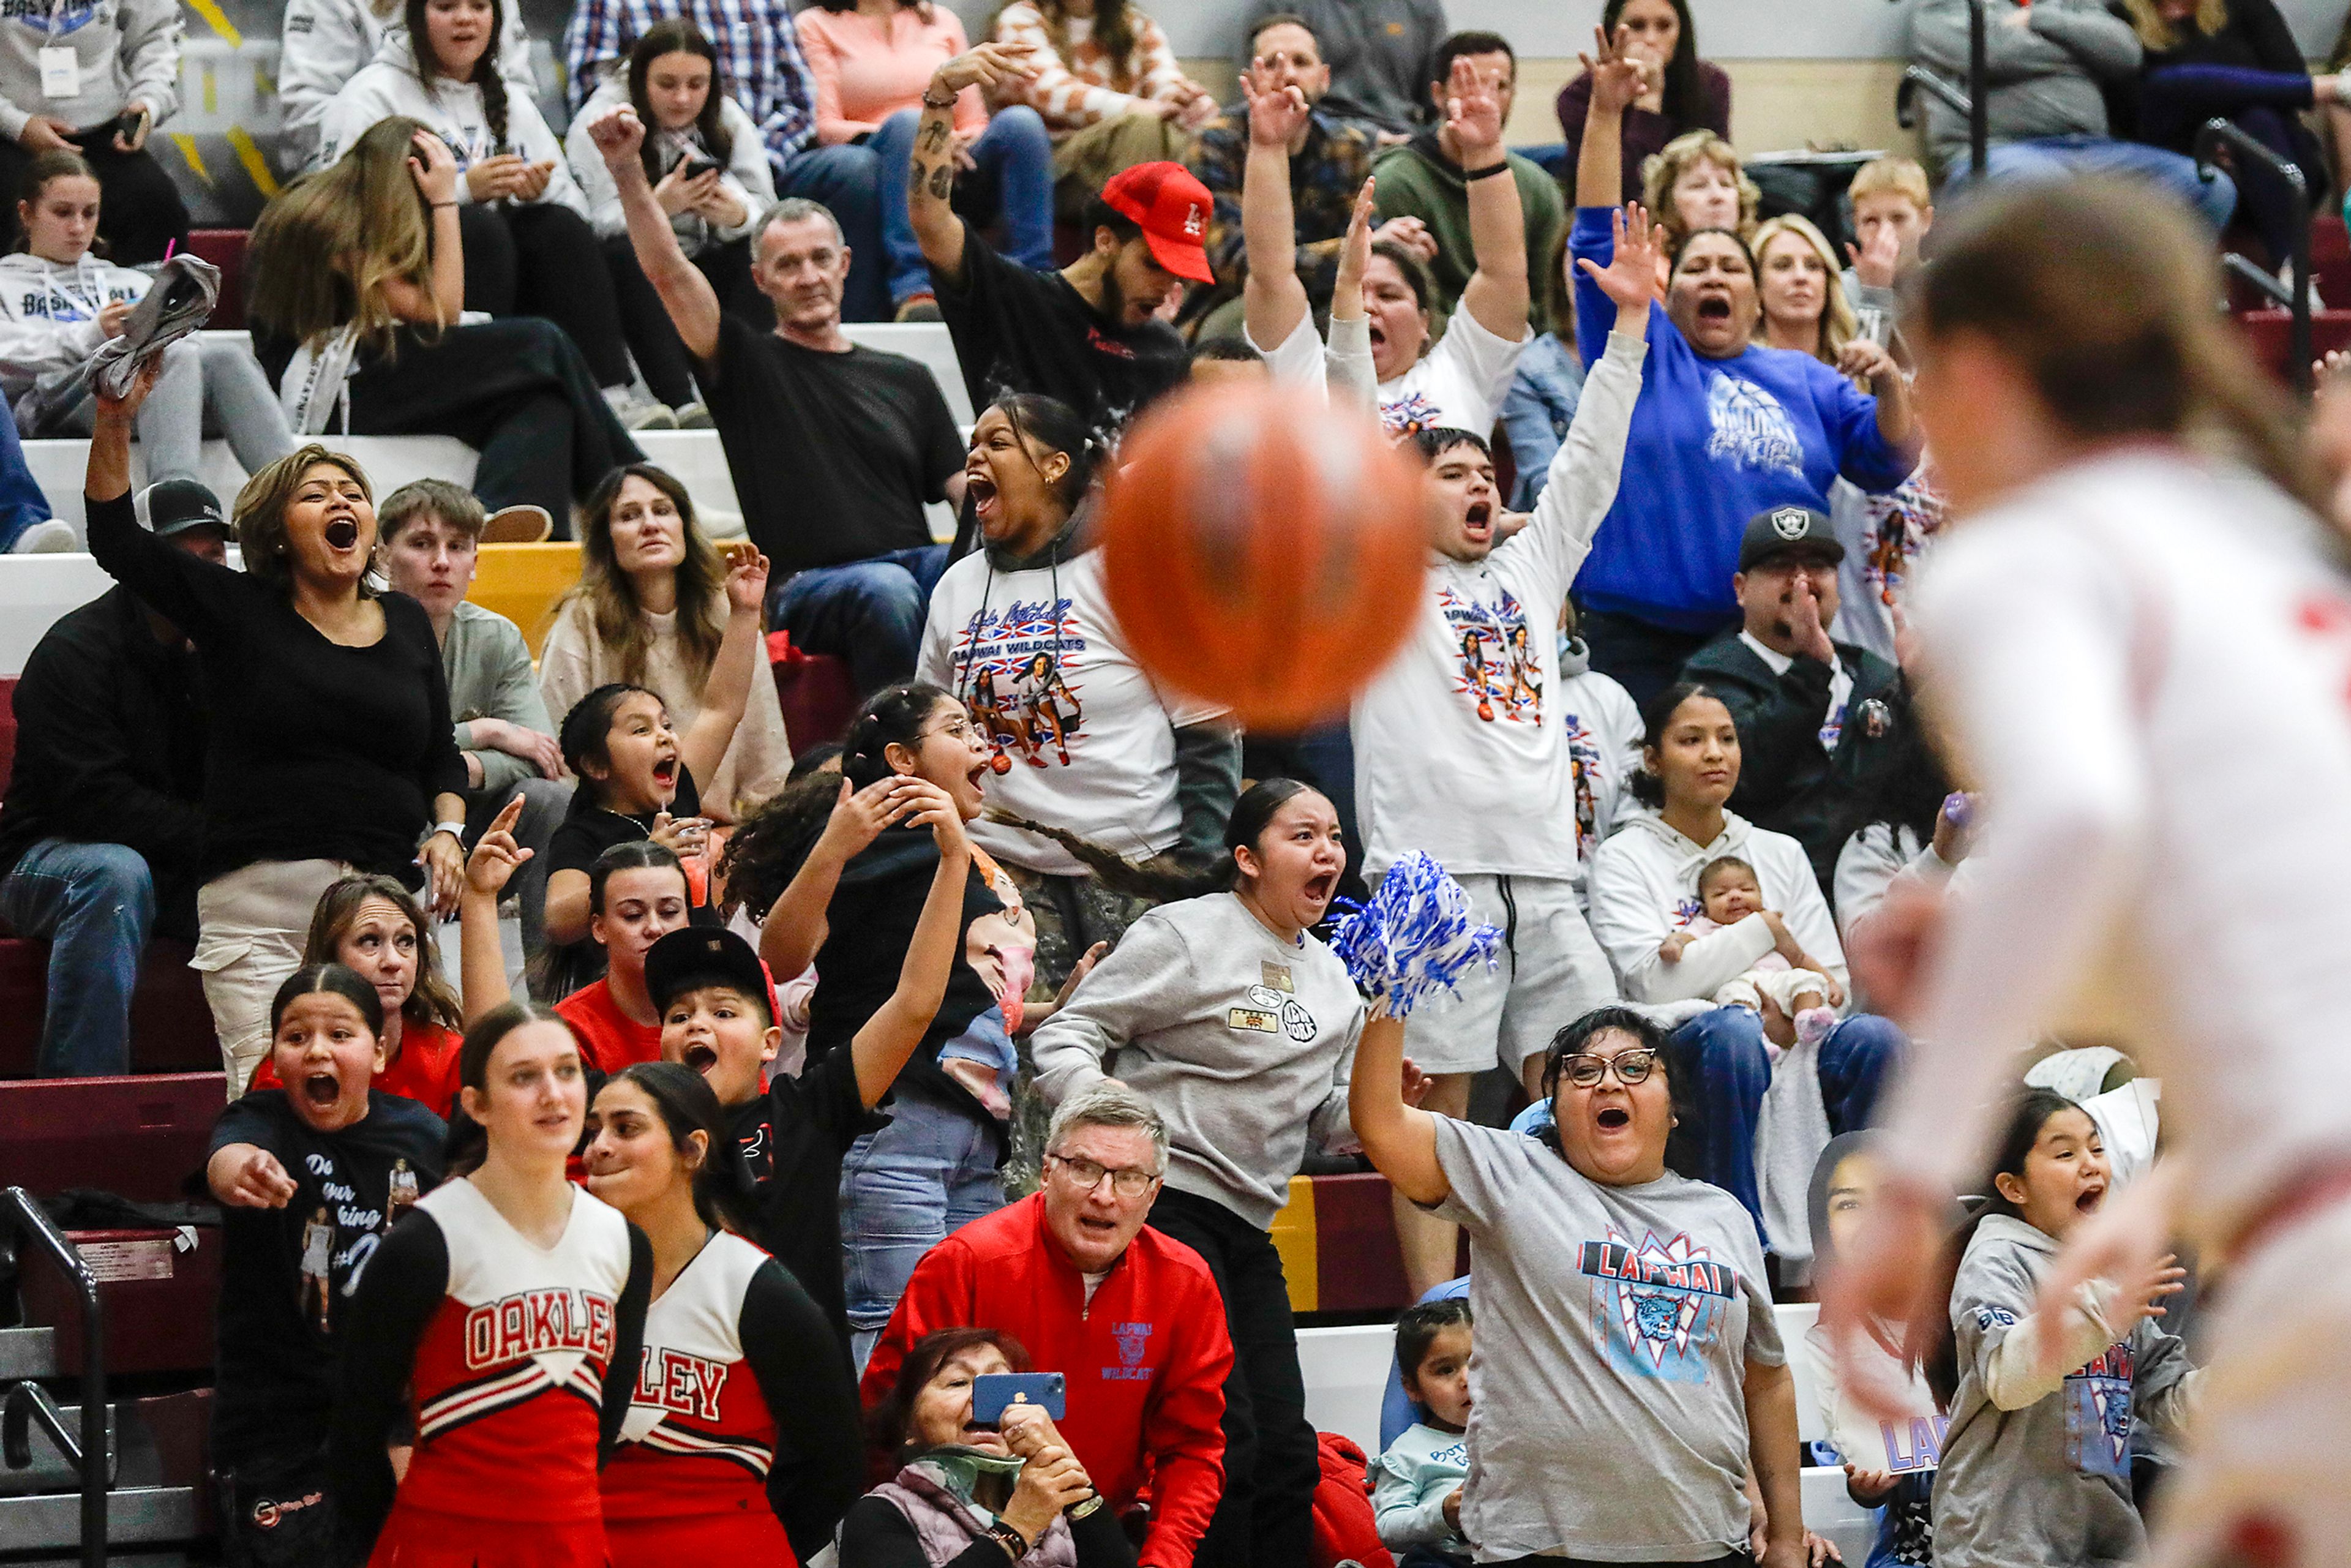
left=1030, top=891, right=1364, bottom=1231
left=1908, top=0, right=2142, bottom=177
left=1936, top=1214, right=2198, bottom=1568
left=0, top=0, right=180, bottom=144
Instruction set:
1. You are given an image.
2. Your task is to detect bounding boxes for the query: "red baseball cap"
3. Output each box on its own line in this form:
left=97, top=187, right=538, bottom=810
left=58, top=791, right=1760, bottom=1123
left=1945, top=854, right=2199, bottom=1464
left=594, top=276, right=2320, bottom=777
left=1100, top=161, right=1217, bottom=284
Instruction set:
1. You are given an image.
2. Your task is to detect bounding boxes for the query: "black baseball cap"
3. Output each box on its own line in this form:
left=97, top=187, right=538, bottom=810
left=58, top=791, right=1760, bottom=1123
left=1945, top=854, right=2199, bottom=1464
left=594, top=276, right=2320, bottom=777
left=645, top=927, right=777, bottom=1023
left=137, top=478, right=228, bottom=540
left=1736, top=505, right=1843, bottom=572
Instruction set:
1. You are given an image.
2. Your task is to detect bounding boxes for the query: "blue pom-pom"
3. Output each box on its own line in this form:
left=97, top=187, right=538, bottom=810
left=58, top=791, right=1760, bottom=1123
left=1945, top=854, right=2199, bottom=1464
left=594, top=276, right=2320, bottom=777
left=1331, top=851, right=1502, bottom=1018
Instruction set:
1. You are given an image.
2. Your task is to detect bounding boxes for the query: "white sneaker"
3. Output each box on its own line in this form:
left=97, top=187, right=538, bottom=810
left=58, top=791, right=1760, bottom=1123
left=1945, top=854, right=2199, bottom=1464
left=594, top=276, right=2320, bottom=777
left=675, top=400, right=714, bottom=429
left=481, top=505, right=553, bottom=544
left=604, top=384, right=678, bottom=431
left=11, top=519, right=80, bottom=553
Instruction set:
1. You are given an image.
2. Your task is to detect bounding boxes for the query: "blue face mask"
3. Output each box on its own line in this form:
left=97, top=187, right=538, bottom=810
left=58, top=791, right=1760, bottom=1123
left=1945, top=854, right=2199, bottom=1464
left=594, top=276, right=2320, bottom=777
left=1557, top=632, right=1589, bottom=678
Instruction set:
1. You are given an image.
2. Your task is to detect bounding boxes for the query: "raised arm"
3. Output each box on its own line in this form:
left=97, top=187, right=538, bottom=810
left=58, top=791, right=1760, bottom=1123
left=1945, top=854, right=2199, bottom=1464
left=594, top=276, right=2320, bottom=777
left=756, top=776, right=920, bottom=977
left=1324, top=179, right=1378, bottom=415
left=585, top=105, right=721, bottom=361
left=394, top=133, right=467, bottom=325
left=1447, top=56, right=1529, bottom=345
left=847, top=786, right=973, bottom=1107
left=1240, top=66, right=1314, bottom=355
left=677, top=548, right=771, bottom=787
left=909, top=44, right=1040, bottom=290
left=1573, top=27, right=1647, bottom=216
left=1349, top=1015, right=1447, bottom=1205
left=459, top=795, right=530, bottom=1022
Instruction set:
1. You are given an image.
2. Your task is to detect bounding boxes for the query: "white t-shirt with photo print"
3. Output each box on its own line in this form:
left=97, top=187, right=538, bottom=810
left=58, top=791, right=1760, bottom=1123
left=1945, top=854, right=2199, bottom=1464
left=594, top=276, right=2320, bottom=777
left=1377, top=305, right=1531, bottom=438
left=917, top=542, right=1225, bottom=876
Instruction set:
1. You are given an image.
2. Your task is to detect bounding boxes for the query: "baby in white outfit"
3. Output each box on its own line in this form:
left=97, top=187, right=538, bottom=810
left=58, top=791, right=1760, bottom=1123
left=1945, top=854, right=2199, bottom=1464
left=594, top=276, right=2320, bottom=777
left=1660, top=855, right=1841, bottom=1058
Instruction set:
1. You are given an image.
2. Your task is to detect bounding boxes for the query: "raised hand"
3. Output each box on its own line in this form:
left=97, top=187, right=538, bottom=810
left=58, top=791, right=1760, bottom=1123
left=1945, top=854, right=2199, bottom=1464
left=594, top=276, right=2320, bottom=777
left=1371, top=212, right=1438, bottom=263
left=586, top=105, right=646, bottom=170
left=1846, top=221, right=1903, bottom=290
left=407, top=129, right=459, bottom=206
left=1333, top=178, right=1378, bottom=304
left=931, top=41, right=1040, bottom=100
left=722, top=542, right=770, bottom=616
left=1243, top=56, right=1311, bottom=148
left=1580, top=24, right=1651, bottom=118
left=1443, top=54, right=1504, bottom=159
left=817, top=776, right=921, bottom=861
left=465, top=793, right=533, bottom=900
left=1575, top=202, right=1663, bottom=318
left=2026, top=1163, right=2185, bottom=1376
left=1817, top=1182, right=1946, bottom=1420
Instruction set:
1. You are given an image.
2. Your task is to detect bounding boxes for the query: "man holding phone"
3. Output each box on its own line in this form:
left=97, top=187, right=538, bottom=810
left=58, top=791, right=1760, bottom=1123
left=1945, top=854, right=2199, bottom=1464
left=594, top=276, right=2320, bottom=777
left=863, top=1084, right=1234, bottom=1568
left=0, top=0, right=189, bottom=263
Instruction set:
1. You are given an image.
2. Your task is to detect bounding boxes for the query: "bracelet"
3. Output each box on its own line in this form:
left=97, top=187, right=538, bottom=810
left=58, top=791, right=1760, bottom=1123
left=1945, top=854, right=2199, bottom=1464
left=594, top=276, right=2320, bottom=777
left=984, top=1520, right=1030, bottom=1560
left=1463, top=159, right=1510, bottom=181
left=921, top=86, right=959, bottom=108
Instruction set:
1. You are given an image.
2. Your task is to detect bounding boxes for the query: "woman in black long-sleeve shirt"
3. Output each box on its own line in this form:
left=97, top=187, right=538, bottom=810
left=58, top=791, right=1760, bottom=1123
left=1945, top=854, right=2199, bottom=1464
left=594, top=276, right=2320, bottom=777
left=83, top=363, right=468, bottom=1095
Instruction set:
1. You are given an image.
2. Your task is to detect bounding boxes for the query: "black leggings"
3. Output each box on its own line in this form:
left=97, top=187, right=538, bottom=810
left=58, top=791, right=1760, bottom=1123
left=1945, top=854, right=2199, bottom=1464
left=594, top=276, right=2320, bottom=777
left=346, top=317, right=642, bottom=527
left=456, top=202, right=632, bottom=389
left=1144, top=1188, right=1319, bottom=1568
left=602, top=233, right=765, bottom=407
left=0, top=132, right=187, bottom=264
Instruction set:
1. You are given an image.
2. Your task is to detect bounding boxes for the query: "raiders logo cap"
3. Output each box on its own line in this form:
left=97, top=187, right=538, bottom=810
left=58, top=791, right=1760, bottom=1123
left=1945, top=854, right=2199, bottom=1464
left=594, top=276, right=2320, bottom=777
left=645, top=926, right=779, bottom=1023
left=1737, top=505, right=1843, bottom=572
left=1100, top=161, right=1218, bottom=284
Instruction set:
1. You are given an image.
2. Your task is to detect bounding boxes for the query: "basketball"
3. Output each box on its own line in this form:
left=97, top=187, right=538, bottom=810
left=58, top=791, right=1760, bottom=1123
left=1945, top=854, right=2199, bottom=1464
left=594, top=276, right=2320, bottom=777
left=1100, top=380, right=1426, bottom=729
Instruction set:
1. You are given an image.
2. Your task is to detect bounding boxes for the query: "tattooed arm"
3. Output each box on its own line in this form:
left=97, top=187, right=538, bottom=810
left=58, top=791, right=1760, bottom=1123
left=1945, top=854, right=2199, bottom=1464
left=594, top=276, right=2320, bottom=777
left=910, top=44, right=1039, bottom=289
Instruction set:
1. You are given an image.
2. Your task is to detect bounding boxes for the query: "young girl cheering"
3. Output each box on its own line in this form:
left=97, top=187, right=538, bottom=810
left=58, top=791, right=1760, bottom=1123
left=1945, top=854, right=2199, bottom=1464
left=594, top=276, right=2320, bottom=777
left=331, top=1000, right=652, bottom=1566
left=0, top=153, right=296, bottom=487
left=1925, top=1091, right=2196, bottom=1568
left=208, top=964, right=446, bottom=1566
left=585, top=1062, right=864, bottom=1564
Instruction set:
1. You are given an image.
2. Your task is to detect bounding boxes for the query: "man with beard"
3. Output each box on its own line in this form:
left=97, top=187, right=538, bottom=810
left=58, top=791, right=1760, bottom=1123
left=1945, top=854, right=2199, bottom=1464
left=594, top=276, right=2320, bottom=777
left=909, top=43, right=1203, bottom=445
left=1680, top=506, right=1922, bottom=892
left=588, top=107, right=968, bottom=689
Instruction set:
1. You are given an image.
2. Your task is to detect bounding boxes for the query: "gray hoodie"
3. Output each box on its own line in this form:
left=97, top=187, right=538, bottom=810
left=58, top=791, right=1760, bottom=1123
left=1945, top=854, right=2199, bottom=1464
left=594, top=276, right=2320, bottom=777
left=0, top=0, right=179, bottom=143
left=1936, top=1212, right=2198, bottom=1568
left=1030, top=891, right=1364, bottom=1231
left=1908, top=0, right=2142, bottom=178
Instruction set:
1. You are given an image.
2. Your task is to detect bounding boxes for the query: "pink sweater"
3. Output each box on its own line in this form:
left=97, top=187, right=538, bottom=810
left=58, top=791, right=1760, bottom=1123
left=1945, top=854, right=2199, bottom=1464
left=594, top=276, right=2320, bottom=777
left=796, top=4, right=988, bottom=145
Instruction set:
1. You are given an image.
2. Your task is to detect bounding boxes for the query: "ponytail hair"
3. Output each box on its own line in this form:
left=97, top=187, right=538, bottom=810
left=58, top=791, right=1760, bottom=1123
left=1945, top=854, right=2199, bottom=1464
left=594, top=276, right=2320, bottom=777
left=1908, top=178, right=2330, bottom=526
left=989, top=778, right=1322, bottom=902
left=986, top=393, right=1106, bottom=515
left=1629, top=680, right=1727, bottom=809
left=1914, top=1087, right=2084, bottom=1408
left=602, top=1062, right=759, bottom=1234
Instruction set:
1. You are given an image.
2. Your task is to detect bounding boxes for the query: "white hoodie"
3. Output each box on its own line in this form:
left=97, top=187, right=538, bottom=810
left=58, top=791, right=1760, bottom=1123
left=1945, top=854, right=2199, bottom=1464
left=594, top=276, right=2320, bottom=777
left=1588, top=807, right=1846, bottom=1007
left=0, top=250, right=148, bottom=404
left=563, top=72, right=772, bottom=247
left=315, top=31, right=586, bottom=218
left=278, top=0, right=534, bottom=167
left=0, top=0, right=179, bottom=144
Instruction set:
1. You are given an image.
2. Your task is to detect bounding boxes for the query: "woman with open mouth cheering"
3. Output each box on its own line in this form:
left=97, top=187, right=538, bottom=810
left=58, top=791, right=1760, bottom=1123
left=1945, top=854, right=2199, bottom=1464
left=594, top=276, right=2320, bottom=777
left=83, top=361, right=469, bottom=1097
left=1027, top=779, right=1364, bottom=1568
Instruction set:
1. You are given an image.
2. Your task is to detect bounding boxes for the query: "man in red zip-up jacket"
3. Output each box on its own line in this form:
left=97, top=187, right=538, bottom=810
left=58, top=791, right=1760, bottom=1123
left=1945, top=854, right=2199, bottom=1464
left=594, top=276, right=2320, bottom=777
left=861, top=1087, right=1233, bottom=1568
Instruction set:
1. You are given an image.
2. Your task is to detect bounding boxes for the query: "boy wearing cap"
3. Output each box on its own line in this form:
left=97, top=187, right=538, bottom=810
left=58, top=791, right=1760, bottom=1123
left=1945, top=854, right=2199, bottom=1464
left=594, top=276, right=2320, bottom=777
left=908, top=43, right=1196, bottom=440
left=1681, top=505, right=1921, bottom=890
left=0, top=478, right=220, bottom=1073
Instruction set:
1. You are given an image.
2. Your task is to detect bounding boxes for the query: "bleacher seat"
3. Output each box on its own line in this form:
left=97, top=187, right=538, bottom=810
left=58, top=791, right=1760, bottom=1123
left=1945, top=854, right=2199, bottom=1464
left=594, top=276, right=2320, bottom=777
left=0, top=1072, right=223, bottom=1200
left=186, top=230, right=248, bottom=332
left=1272, top=1171, right=1415, bottom=1313
left=2232, top=308, right=2351, bottom=383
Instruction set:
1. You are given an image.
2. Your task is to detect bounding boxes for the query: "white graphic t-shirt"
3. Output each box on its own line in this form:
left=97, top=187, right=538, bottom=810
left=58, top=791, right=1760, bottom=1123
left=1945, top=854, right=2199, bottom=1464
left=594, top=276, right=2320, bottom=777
left=1378, top=307, right=1530, bottom=438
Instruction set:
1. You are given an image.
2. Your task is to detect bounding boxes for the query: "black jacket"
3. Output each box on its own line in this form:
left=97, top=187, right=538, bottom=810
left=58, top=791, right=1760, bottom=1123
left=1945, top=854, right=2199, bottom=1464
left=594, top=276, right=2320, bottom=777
left=1680, top=630, right=1914, bottom=893
left=0, top=584, right=207, bottom=937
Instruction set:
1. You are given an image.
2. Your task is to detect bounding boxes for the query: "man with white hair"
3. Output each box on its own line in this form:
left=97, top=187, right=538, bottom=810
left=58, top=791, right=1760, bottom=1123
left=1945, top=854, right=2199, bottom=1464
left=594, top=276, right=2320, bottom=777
left=861, top=1084, right=1235, bottom=1568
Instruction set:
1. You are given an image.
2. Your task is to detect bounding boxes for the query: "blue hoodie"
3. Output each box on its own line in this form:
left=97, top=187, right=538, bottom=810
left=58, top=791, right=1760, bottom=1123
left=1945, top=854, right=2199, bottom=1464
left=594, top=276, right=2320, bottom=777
left=1570, top=206, right=1918, bottom=632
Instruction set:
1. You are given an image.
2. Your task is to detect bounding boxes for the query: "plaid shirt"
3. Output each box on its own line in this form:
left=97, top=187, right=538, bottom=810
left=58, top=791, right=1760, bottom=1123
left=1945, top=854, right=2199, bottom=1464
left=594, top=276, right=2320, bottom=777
left=1185, top=107, right=1379, bottom=305
left=562, top=0, right=817, bottom=168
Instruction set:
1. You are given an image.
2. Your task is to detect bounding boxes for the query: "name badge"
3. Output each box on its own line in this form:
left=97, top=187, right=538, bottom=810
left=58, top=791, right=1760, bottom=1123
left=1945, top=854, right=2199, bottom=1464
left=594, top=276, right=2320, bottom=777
left=39, top=48, right=80, bottom=100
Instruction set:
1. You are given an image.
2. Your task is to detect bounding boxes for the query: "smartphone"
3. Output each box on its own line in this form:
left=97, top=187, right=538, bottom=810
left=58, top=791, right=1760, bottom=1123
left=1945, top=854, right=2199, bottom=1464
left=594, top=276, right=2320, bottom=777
left=678, top=152, right=721, bottom=179
left=972, top=1371, right=1065, bottom=1426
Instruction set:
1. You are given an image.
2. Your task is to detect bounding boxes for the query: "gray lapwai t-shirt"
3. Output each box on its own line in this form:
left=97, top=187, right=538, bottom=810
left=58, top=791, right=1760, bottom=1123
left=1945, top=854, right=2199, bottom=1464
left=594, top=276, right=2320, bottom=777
left=1428, top=1117, right=1782, bottom=1562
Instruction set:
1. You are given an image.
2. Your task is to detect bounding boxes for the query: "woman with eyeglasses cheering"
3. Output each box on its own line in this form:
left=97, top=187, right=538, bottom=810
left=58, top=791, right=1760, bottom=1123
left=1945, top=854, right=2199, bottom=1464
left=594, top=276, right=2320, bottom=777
left=1027, top=778, right=1365, bottom=1568
left=1352, top=1002, right=1805, bottom=1568
left=1586, top=680, right=1906, bottom=1266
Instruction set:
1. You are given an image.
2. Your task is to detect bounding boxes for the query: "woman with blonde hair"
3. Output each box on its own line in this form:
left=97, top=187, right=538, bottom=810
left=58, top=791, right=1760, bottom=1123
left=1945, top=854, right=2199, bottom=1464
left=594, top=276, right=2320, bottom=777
left=989, top=0, right=1215, bottom=211
left=247, top=116, right=642, bottom=532
left=539, top=463, right=793, bottom=827
left=1750, top=214, right=1857, bottom=365
left=1641, top=127, right=1758, bottom=258
left=81, top=366, right=468, bottom=1096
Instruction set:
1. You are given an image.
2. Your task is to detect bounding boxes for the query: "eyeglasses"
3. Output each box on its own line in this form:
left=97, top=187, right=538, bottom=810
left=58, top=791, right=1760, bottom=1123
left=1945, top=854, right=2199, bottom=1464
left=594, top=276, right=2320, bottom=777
left=927, top=716, right=980, bottom=743
left=1048, top=1153, right=1160, bottom=1198
left=1556, top=1048, right=1660, bottom=1089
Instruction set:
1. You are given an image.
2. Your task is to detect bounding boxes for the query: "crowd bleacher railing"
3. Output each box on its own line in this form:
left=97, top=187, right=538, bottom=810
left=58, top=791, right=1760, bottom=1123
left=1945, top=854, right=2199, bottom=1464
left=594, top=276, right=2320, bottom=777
left=2198, top=116, right=2315, bottom=396
left=0, top=1185, right=104, bottom=1568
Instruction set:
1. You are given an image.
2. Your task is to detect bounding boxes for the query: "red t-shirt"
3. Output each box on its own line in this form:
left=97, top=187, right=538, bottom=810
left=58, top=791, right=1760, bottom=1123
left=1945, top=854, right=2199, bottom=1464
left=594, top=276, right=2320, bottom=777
left=252, top=1019, right=462, bottom=1117
left=557, top=980, right=663, bottom=1074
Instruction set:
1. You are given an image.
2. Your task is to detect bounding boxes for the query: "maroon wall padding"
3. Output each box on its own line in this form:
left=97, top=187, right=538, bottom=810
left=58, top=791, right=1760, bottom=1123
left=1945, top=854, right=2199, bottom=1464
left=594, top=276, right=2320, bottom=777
left=1308, top=1172, right=1416, bottom=1314
left=773, top=651, right=861, bottom=753
left=186, top=229, right=247, bottom=331
left=0, top=1071, right=223, bottom=1201
left=2235, top=309, right=2351, bottom=384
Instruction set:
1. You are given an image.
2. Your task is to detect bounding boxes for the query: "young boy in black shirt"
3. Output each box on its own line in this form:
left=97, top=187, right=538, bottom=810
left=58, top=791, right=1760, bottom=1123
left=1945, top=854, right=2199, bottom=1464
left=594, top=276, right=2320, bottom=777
left=206, top=964, right=446, bottom=1567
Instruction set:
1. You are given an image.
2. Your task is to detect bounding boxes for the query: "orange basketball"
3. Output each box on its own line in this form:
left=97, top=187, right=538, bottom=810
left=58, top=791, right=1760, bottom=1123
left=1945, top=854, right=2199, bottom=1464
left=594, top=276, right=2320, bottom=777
left=1101, top=380, right=1425, bottom=729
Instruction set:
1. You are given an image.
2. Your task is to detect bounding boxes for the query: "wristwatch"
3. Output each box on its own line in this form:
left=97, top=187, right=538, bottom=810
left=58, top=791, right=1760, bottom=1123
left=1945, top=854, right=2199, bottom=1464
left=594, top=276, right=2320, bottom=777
left=421, top=821, right=465, bottom=846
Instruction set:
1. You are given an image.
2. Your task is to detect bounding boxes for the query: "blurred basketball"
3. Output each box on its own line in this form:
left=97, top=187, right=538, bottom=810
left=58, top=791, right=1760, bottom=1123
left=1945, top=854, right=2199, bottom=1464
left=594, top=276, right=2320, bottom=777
left=1101, top=380, right=1425, bottom=729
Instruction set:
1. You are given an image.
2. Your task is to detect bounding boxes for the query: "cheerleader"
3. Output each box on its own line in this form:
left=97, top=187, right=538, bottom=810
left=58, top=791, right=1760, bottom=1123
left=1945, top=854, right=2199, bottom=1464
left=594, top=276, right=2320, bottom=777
left=1818, top=178, right=2351, bottom=1568
left=584, top=1062, right=864, bottom=1564
left=330, top=1000, right=651, bottom=1566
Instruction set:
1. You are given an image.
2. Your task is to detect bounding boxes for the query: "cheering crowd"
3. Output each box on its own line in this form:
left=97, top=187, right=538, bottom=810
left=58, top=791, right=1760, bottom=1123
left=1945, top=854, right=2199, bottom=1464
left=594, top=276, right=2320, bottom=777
left=5, top=0, right=2349, bottom=1564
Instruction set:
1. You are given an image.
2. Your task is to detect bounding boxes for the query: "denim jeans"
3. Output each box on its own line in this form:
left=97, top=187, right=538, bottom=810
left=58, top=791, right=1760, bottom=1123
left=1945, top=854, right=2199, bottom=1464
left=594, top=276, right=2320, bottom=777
left=868, top=105, right=1056, bottom=306
left=1668, top=1007, right=1906, bottom=1240
left=774, top=543, right=950, bottom=693
left=0, top=838, right=156, bottom=1076
left=0, top=391, right=50, bottom=551
left=777, top=142, right=890, bottom=323
left=1961, top=135, right=2238, bottom=231
left=840, top=1088, right=1007, bottom=1370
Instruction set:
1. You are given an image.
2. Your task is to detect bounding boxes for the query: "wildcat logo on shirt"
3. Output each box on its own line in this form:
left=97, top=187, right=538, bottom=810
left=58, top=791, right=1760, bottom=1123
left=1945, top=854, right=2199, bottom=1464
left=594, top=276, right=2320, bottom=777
left=463, top=1288, right=618, bottom=1369
left=2063, top=1341, right=2134, bottom=1478
left=951, top=598, right=1087, bottom=771
left=634, top=1346, right=730, bottom=1422
left=1104, top=1322, right=1155, bottom=1381
left=1578, top=1228, right=1740, bottom=1383
left=1704, top=375, right=1803, bottom=476
left=1439, top=585, right=1541, bottom=724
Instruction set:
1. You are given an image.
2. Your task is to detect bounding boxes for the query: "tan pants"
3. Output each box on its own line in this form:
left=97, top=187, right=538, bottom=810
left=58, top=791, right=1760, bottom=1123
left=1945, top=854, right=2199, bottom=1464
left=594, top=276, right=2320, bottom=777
left=1051, top=113, right=1191, bottom=218
left=193, top=857, right=351, bottom=1097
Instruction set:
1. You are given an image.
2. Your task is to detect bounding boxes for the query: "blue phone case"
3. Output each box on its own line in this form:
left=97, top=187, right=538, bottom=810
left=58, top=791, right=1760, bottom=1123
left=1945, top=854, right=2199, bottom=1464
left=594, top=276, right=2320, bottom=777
left=972, top=1371, right=1066, bottom=1424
